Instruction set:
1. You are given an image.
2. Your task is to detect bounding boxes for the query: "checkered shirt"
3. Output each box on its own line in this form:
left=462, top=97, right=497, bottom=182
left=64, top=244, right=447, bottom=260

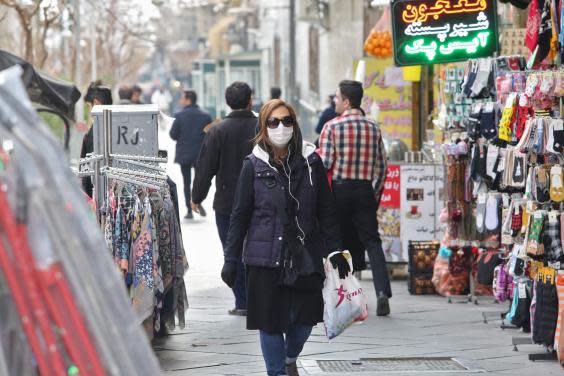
left=318, top=109, right=388, bottom=196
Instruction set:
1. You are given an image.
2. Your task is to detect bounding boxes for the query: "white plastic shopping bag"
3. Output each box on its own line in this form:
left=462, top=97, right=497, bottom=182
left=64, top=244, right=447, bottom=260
left=322, top=251, right=368, bottom=339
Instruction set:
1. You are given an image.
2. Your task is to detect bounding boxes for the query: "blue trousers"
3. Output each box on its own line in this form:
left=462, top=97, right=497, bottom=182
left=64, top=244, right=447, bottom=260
left=216, top=213, right=246, bottom=309
left=259, top=309, right=312, bottom=376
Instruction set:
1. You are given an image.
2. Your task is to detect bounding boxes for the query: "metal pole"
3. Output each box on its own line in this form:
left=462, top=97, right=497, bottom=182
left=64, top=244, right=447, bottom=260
left=288, top=0, right=296, bottom=108
left=73, top=0, right=84, bottom=123
left=103, top=109, right=111, bottom=167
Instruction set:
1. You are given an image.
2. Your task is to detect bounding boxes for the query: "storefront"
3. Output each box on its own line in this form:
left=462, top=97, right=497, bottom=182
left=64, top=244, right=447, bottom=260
left=367, top=0, right=564, bottom=366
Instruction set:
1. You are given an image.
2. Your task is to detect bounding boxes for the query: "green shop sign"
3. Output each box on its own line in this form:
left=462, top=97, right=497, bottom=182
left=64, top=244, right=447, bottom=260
left=391, top=0, right=499, bottom=66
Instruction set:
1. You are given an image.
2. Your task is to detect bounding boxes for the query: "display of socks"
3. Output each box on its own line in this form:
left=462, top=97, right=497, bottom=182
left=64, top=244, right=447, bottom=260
left=544, top=212, right=564, bottom=262
left=511, top=151, right=528, bottom=187
left=550, top=165, right=564, bottom=202
left=485, top=193, right=501, bottom=232
left=476, top=193, right=487, bottom=234
left=528, top=211, right=546, bottom=256
left=480, top=103, right=497, bottom=140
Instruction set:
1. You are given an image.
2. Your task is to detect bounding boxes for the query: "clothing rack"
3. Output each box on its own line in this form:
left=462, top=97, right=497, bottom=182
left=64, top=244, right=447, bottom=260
left=113, top=158, right=166, bottom=173
left=110, top=153, right=168, bottom=163
left=104, top=172, right=163, bottom=191
left=104, top=167, right=167, bottom=181
left=76, top=109, right=168, bottom=221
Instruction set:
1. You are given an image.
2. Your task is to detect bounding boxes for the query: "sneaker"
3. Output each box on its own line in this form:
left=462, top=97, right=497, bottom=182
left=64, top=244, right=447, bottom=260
left=199, top=205, right=207, bottom=217
left=376, top=292, right=390, bottom=316
left=184, top=211, right=193, bottom=219
left=286, top=362, right=299, bottom=376
left=228, top=308, right=247, bottom=316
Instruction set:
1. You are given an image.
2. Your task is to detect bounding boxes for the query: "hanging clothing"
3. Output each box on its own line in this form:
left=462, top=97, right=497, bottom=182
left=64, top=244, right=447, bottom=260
left=526, top=0, right=542, bottom=53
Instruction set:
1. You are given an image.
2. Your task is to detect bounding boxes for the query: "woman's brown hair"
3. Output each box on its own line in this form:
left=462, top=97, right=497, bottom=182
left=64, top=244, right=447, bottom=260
left=254, top=99, right=301, bottom=163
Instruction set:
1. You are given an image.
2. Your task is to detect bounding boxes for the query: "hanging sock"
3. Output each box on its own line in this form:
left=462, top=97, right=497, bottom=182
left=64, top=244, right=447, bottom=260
left=485, top=193, right=501, bottom=232
left=545, top=212, right=564, bottom=261
left=476, top=193, right=488, bottom=234
left=550, top=166, right=564, bottom=202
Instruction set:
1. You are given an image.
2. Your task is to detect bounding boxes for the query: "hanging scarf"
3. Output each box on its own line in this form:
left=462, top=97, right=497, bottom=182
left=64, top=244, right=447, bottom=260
left=536, top=0, right=554, bottom=64
left=549, top=0, right=559, bottom=60
left=526, top=0, right=542, bottom=52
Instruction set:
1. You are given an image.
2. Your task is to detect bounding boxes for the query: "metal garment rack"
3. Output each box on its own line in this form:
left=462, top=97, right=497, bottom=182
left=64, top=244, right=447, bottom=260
left=77, top=109, right=167, bottom=222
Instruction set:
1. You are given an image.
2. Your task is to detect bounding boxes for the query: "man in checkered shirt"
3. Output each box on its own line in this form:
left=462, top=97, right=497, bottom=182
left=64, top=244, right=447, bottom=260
left=318, top=80, right=391, bottom=316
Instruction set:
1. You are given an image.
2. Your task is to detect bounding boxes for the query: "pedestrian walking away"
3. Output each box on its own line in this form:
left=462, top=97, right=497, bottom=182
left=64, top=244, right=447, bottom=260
left=314, top=94, right=338, bottom=135
left=318, top=79, right=392, bottom=316
left=191, top=81, right=258, bottom=315
left=169, top=89, right=212, bottom=219
left=117, top=85, right=133, bottom=105
left=131, top=84, right=144, bottom=104
left=221, top=99, right=350, bottom=376
left=80, top=81, right=113, bottom=197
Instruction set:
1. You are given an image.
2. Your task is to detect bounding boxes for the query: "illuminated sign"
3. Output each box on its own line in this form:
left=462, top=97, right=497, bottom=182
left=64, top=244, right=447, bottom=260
left=391, top=0, right=499, bottom=66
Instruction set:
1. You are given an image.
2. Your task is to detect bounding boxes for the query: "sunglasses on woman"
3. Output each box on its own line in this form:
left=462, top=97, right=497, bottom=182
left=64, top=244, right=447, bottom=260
left=266, top=116, right=294, bottom=129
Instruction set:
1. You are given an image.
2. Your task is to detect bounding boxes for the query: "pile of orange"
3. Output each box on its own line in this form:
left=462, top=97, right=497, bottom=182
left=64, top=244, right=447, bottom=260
left=364, top=30, right=393, bottom=58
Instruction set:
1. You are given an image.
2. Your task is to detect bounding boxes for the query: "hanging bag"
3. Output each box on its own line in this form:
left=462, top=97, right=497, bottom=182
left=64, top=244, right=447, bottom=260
left=322, top=251, right=368, bottom=339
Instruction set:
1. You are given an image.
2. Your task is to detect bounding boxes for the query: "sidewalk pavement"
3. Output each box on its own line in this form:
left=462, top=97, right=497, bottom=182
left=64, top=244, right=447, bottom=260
left=159, top=130, right=562, bottom=375
left=153, top=215, right=563, bottom=376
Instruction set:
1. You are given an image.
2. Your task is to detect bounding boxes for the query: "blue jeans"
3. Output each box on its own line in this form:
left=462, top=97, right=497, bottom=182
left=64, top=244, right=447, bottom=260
left=259, top=309, right=313, bottom=376
left=216, top=213, right=246, bottom=309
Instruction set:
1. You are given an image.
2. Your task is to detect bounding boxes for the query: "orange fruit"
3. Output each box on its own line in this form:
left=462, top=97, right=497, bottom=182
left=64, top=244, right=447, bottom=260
left=374, top=47, right=382, bottom=56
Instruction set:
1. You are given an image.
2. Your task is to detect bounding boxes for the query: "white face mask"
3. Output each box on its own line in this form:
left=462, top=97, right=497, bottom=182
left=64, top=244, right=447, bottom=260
left=267, top=122, right=293, bottom=147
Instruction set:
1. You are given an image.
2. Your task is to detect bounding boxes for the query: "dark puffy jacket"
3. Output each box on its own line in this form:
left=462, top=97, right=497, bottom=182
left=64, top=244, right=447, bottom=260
left=224, top=142, right=341, bottom=276
left=169, top=105, right=212, bottom=165
left=191, top=110, right=257, bottom=216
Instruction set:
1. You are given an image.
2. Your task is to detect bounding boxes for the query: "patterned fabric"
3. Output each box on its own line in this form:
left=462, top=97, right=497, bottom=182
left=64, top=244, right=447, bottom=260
left=130, top=195, right=157, bottom=320
left=511, top=212, right=522, bottom=232
left=318, top=109, right=388, bottom=196
left=167, top=191, right=189, bottom=330
left=114, top=185, right=136, bottom=269
left=102, top=183, right=188, bottom=335
left=149, top=191, right=165, bottom=333
left=527, top=213, right=546, bottom=255
left=544, top=217, right=564, bottom=261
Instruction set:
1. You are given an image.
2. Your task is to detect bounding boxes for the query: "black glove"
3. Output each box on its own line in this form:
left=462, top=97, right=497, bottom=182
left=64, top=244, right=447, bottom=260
left=330, top=252, right=351, bottom=279
left=221, top=261, right=237, bottom=288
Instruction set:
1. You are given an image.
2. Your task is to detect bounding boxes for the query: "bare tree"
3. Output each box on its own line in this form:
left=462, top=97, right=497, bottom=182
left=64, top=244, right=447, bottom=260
left=0, top=0, right=62, bottom=68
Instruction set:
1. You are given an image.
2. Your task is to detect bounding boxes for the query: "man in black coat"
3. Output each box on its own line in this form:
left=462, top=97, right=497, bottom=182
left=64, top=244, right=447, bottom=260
left=191, top=82, right=257, bottom=315
left=170, top=90, right=212, bottom=219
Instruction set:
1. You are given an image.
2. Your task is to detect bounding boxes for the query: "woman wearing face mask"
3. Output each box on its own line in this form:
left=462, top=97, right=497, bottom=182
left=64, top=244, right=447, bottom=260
left=221, top=99, right=350, bottom=376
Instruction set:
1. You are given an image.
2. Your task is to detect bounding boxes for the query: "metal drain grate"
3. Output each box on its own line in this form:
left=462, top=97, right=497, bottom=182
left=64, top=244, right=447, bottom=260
left=315, top=357, right=468, bottom=373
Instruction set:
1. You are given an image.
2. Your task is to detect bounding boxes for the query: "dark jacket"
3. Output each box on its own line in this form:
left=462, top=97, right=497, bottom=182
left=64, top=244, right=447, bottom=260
left=191, top=110, right=257, bottom=216
left=315, top=104, right=338, bottom=134
left=80, top=127, right=94, bottom=196
left=224, top=142, right=341, bottom=277
left=169, top=105, right=212, bottom=165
